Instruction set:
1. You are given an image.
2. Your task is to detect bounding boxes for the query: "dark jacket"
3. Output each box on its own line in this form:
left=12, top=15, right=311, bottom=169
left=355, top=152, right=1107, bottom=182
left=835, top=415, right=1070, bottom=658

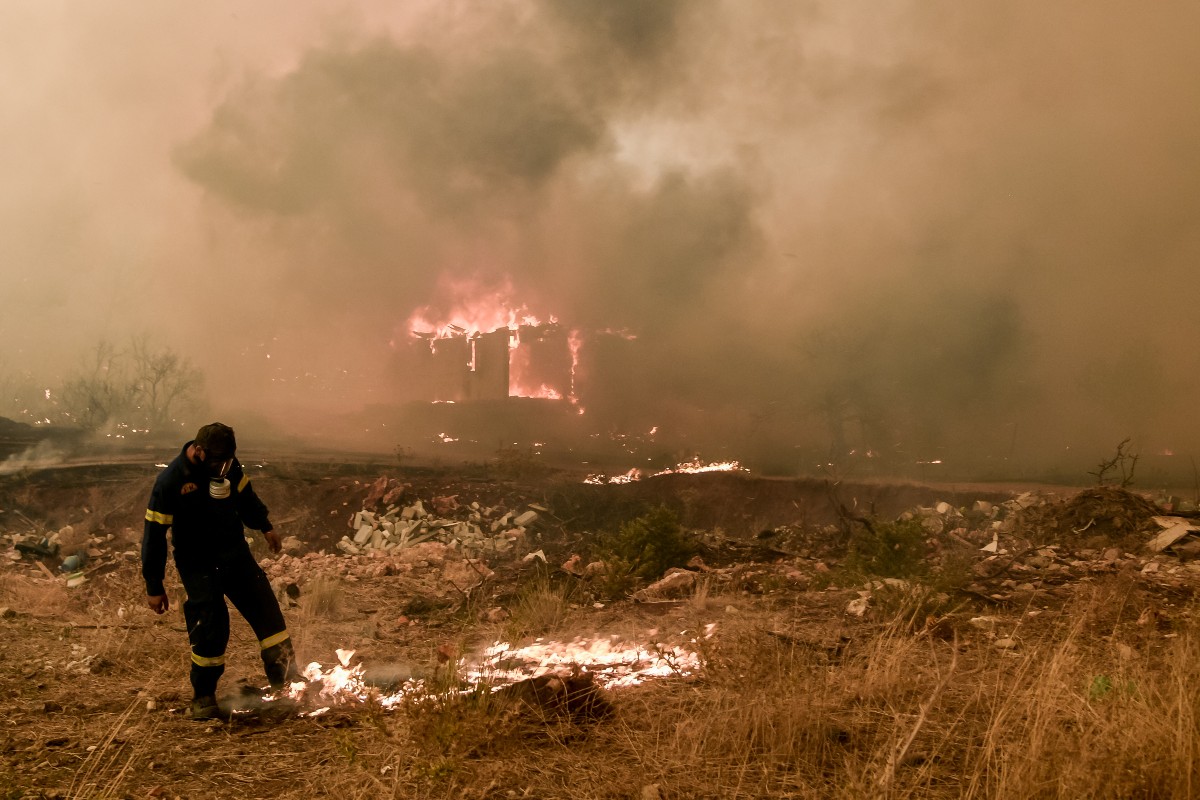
left=141, top=441, right=273, bottom=595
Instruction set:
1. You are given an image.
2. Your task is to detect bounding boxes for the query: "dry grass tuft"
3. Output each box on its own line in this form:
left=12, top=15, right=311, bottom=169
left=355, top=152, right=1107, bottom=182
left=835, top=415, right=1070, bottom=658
left=297, top=573, right=343, bottom=620
left=0, top=570, right=71, bottom=614
left=502, top=573, right=576, bottom=640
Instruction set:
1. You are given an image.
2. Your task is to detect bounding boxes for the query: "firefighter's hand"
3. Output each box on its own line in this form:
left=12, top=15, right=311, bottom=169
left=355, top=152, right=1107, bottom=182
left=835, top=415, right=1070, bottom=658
left=147, top=594, right=169, bottom=614
left=264, top=529, right=282, bottom=554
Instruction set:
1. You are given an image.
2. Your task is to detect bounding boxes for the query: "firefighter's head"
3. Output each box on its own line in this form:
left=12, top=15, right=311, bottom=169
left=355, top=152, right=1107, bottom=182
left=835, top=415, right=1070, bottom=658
left=194, top=422, right=236, bottom=480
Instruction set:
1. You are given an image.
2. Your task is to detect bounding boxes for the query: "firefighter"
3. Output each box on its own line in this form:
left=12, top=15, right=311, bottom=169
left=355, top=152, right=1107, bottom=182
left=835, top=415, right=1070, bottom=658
left=141, top=422, right=299, bottom=719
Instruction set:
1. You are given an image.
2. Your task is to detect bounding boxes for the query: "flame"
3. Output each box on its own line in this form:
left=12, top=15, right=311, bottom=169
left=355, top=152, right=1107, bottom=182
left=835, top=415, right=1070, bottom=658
left=585, top=458, right=746, bottom=485
left=406, top=277, right=543, bottom=341
left=468, top=635, right=704, bottom=690
left=404, top=278, right=581, bottom=401
left=660, top=458, right=744, bottom=475
left=567, top=329, right=584, bottom=410
left=511, top=383, right=563, bottom=400
left=584, top=468, right=641, bottom=485
left=277, top=632, right=707, bottom=716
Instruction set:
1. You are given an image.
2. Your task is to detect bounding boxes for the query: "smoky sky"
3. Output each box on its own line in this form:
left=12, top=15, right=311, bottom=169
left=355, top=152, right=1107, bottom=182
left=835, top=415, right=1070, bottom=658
left=2, top=0, right=1199, bottom=475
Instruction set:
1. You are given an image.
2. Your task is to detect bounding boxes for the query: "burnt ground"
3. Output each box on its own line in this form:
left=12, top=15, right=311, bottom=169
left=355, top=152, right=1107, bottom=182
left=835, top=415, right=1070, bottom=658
left=2, top=456, right=1199, bottom=798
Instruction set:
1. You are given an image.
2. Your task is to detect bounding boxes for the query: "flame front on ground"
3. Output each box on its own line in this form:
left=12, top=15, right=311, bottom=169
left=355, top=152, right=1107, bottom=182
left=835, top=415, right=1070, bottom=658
left=468, top=635, right=704, bottom=690
left=585, top=458, right=746, bottom=485
left=280, top=632, right=707, bottom=716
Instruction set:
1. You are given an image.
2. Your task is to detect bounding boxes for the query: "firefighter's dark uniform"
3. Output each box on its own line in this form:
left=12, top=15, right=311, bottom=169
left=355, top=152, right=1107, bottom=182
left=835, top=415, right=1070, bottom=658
left=142, top=442, right=297, bottom=699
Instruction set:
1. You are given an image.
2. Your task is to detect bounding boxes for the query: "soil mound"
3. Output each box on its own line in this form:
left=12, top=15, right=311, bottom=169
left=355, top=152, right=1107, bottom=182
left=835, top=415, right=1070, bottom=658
left=1020, top=485, right=1162, bottom=548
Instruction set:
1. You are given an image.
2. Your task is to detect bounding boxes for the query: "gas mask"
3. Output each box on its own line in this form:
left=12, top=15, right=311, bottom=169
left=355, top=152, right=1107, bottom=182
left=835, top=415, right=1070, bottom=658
left=208, top=457, right=234, bottom=499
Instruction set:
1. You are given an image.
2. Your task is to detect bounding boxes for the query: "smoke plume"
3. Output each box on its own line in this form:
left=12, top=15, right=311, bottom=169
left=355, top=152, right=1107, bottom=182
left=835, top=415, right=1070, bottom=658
left=2, top=0, right=1197, bottom=480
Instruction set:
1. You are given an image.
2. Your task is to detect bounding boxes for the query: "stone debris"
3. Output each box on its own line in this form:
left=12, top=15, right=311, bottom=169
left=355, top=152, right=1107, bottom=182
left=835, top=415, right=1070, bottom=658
left=334, top=496, right=544, bottom=559
left=631, top=569, right=697, bottom=602
left=1147, top=516, right=1200, bottom=553
left=845, top=596, right=870, bottom=617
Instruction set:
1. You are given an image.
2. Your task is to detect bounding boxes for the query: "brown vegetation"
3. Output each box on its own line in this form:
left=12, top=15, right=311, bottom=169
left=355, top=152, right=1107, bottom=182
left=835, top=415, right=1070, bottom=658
left=1, top=462, right=1198, bottom=799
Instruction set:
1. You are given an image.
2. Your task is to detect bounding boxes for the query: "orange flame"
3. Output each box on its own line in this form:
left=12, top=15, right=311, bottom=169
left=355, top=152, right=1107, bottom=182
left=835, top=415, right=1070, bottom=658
left=404, top=277, right=582, bottom=401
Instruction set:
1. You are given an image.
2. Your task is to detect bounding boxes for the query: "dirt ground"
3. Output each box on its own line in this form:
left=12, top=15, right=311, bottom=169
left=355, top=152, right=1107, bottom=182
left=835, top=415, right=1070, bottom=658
left=2, top=455, right=1199, bottom=799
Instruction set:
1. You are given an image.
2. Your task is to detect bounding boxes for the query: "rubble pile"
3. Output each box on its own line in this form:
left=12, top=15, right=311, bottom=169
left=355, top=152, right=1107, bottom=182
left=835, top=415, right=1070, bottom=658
left=902, top=492, right=1047, bottom=543
left=850, top=489, right=1200, bottom=610
left=334, top=493, right=544, bottom=559
left=751, top=494, right=1047, bottom=560
left=1012, top=486, right=1163, bottom=546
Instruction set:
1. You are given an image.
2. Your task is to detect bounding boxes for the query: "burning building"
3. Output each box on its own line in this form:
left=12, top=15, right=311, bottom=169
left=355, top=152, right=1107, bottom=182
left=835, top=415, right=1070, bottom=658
left=402, top=307, right=580, bottom=406
left=409, top=326, right=512, bottom=403
left=381, top=294, right=695, bottom=468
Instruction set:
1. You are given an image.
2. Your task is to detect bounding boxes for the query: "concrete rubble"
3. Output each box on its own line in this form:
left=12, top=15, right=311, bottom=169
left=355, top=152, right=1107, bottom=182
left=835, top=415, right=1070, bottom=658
left=334, top=497, right=543, bottom=558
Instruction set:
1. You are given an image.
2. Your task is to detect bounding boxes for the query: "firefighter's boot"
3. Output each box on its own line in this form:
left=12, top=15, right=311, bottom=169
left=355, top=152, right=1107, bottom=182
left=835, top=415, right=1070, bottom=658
left=262, top=637, right=300, bottom=690
left=189, top=695, right=222, bottom=721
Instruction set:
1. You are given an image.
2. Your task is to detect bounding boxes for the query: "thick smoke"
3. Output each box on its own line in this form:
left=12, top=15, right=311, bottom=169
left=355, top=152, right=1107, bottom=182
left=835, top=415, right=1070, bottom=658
left=1, top=1, right=1198, bottom=480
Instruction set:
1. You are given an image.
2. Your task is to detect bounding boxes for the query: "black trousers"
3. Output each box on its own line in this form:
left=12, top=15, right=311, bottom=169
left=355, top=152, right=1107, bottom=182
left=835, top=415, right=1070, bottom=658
left=179, top=546, right=296, bottom=697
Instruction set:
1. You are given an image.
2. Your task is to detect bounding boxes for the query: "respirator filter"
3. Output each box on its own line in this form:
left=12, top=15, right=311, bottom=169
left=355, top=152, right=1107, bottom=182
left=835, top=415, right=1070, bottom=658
left=207, top=456, right=233, bottom=499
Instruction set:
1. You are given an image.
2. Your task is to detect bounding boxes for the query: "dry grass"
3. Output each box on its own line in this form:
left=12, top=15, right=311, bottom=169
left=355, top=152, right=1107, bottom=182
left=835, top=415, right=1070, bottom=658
left=296, top=572, right=344, bottom=620
left=501, top=574, right=578, bottom=641
left=4, top=551, right=1200, bottom=798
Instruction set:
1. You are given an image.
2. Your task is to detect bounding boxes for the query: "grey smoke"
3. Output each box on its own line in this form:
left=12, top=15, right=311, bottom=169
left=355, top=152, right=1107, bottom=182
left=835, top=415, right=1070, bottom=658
left=1, top=1, right=1198, bottom=480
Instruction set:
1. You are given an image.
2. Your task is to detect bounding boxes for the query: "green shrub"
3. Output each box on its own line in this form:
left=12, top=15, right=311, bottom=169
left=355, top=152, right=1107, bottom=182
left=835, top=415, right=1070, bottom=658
left=844, top=517, right=929, bottom=579
left=604, top=506, right=699, bottom=581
